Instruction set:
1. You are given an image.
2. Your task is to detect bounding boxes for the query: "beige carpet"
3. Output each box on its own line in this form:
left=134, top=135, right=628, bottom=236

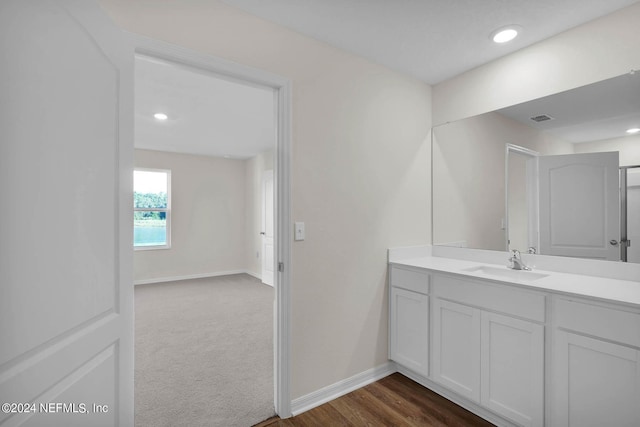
left=134, top=274, right=275, bottom=427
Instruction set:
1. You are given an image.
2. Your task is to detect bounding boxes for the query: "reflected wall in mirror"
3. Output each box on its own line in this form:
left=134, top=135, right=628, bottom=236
left=433, top=71, right=640, bottom=262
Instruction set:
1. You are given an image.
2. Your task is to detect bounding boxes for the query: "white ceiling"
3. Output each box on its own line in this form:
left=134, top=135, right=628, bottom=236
left=134, top=1, right=639, bottom=157
left=135, top=55, right=276, bottom=159
left=220, top=0, right=638, bottom=85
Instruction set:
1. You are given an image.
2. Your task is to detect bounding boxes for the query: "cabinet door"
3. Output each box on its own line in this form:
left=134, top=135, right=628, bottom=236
left=553, top=331, right=640, bottom=427
left=390, top=288, right=429, bottom=377
left=432, top=298, right=481, bottom=402
left=481, top=312, right=544, bottom=427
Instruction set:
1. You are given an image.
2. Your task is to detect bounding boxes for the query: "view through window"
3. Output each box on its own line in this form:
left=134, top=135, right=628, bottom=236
left=134, top=169, right=170, bottom=249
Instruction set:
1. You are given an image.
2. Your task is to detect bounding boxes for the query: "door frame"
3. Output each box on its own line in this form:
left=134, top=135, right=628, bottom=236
left=505, top=144, right=539, bottom=253
left=131, top=34, right=293, bottom=417
left=620, top=165, right=640, bottom=262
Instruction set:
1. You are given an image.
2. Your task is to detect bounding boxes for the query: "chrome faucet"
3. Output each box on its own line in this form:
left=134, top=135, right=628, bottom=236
left=508, top=249, right=531, bottom=271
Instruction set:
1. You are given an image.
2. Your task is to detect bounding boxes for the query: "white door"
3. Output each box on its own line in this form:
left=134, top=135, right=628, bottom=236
left=389, top=288, right=429, bottom=377
left=538, top=152, right=620, bottom=260
left=431, top=299, right=481, bottom=403
left=261, top=170, right=275, bottom=286
left=480, top=312, right=544, bottom=427
left=0, top=1, right=133, bottom=426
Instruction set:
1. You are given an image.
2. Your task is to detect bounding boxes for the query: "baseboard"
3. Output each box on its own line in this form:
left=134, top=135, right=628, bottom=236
left=134, top=270, right=249, bottom=285
left=290, top=362, right=396, bottom=416
left=246, top=270, right=263, bottom=281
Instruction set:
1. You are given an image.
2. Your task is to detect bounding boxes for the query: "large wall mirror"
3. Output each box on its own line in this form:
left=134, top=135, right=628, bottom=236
left=432, top=71, right=640, bottom=263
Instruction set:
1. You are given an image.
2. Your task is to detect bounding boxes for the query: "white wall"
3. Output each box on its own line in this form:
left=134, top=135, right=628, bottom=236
left=433, top=2, right=640, bottom=125
left=134, top=149, right=247, bottom=282
left=135, top=148, right=276, bottom=284
left=573, top=135, right=640, bottom=167
left=100, top=0, right=432, bottom=399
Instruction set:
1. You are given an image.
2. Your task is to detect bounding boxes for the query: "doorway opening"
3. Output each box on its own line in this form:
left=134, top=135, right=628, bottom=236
left=620, top=165, right=640, bottom=262
left=132, top=36, right=292, bottom=424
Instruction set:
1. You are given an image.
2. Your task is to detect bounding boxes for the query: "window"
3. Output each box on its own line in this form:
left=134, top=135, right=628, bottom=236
left=134, top=169, right=171, bottom=249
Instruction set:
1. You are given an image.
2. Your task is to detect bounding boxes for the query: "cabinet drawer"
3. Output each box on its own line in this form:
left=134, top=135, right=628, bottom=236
left=432, top=274, right=545, bottom=322
left=390, top=266, right=429, bottom=294
left=554, top=298, right=640, bottom=348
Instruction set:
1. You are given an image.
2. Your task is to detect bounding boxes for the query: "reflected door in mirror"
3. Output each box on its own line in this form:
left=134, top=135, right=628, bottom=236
left=538, top=152, right=620, bottom=260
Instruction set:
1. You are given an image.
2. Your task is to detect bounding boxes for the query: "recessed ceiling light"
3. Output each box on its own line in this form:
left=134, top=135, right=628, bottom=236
left=154, top=113, right=168, bottom=121
left=627, top=128, right=640, bottom=134
left=491, top=25, right=521, bottom=44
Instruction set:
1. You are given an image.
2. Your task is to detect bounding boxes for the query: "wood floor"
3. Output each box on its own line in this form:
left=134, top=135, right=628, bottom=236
left=254, top=373, right=494, bottom=427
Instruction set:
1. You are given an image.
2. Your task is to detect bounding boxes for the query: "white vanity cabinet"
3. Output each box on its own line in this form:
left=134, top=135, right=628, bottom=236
left=431, top=273, right=545, bottom=427
left=551, top=297, right=640, bottom=427
left=389, top=266, right=429, bottom=378
left=388, top=246, right=640, bottom=427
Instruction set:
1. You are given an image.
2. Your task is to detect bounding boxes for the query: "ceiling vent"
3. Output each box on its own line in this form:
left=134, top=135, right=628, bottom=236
left=530, top=114, right=555, bottom=123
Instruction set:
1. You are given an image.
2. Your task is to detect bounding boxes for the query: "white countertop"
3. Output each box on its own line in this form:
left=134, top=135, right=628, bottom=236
left=390, top=248, right=640, bottom=308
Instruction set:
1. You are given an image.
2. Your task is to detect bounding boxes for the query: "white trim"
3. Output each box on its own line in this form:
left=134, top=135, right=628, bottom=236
left=133, top=270, right=251, bottom=285
left=505, top=143, right=539, bottom=158
left=246, top=270, right=262, bottom=281
left=129, top=32, right=293, bottom=418
left=274, top=73, right=293, bottom=418
left=132, top=33, right=290, bottom=93
left=290, top=363, right=396, bottom=416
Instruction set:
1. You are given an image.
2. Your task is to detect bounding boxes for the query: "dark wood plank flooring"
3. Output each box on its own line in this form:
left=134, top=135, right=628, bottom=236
left=253, top=373, right=494, bottom=426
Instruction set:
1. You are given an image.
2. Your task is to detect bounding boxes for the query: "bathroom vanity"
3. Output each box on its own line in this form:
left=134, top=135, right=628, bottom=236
left=388, top=245, right=640, bottom=427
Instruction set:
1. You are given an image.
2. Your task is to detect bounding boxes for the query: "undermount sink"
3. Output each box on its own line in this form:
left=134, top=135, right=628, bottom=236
left=462, top=265, right=549, bottom=281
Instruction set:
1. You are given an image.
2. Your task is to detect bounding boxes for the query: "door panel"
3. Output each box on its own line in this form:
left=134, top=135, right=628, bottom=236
left=1, top=0, right=118, bottom=366
left=432, top=299, right=481, bottom=403
left=390, top=288, right=429, bottom=377
left=538, top=152, right=619, bottom=260
left=23, top=346, right=116, bottom=427
left=0, top=0, right=133, bottom=425
left=481, top=312, right=544, bottom=427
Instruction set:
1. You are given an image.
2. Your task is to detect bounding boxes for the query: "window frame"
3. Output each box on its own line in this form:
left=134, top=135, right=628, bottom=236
left=133, top=168, right=171, bottom=250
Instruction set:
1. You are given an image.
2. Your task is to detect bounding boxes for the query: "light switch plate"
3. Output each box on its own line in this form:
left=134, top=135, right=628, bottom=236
left=294, top=222, right=305, bottom=241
